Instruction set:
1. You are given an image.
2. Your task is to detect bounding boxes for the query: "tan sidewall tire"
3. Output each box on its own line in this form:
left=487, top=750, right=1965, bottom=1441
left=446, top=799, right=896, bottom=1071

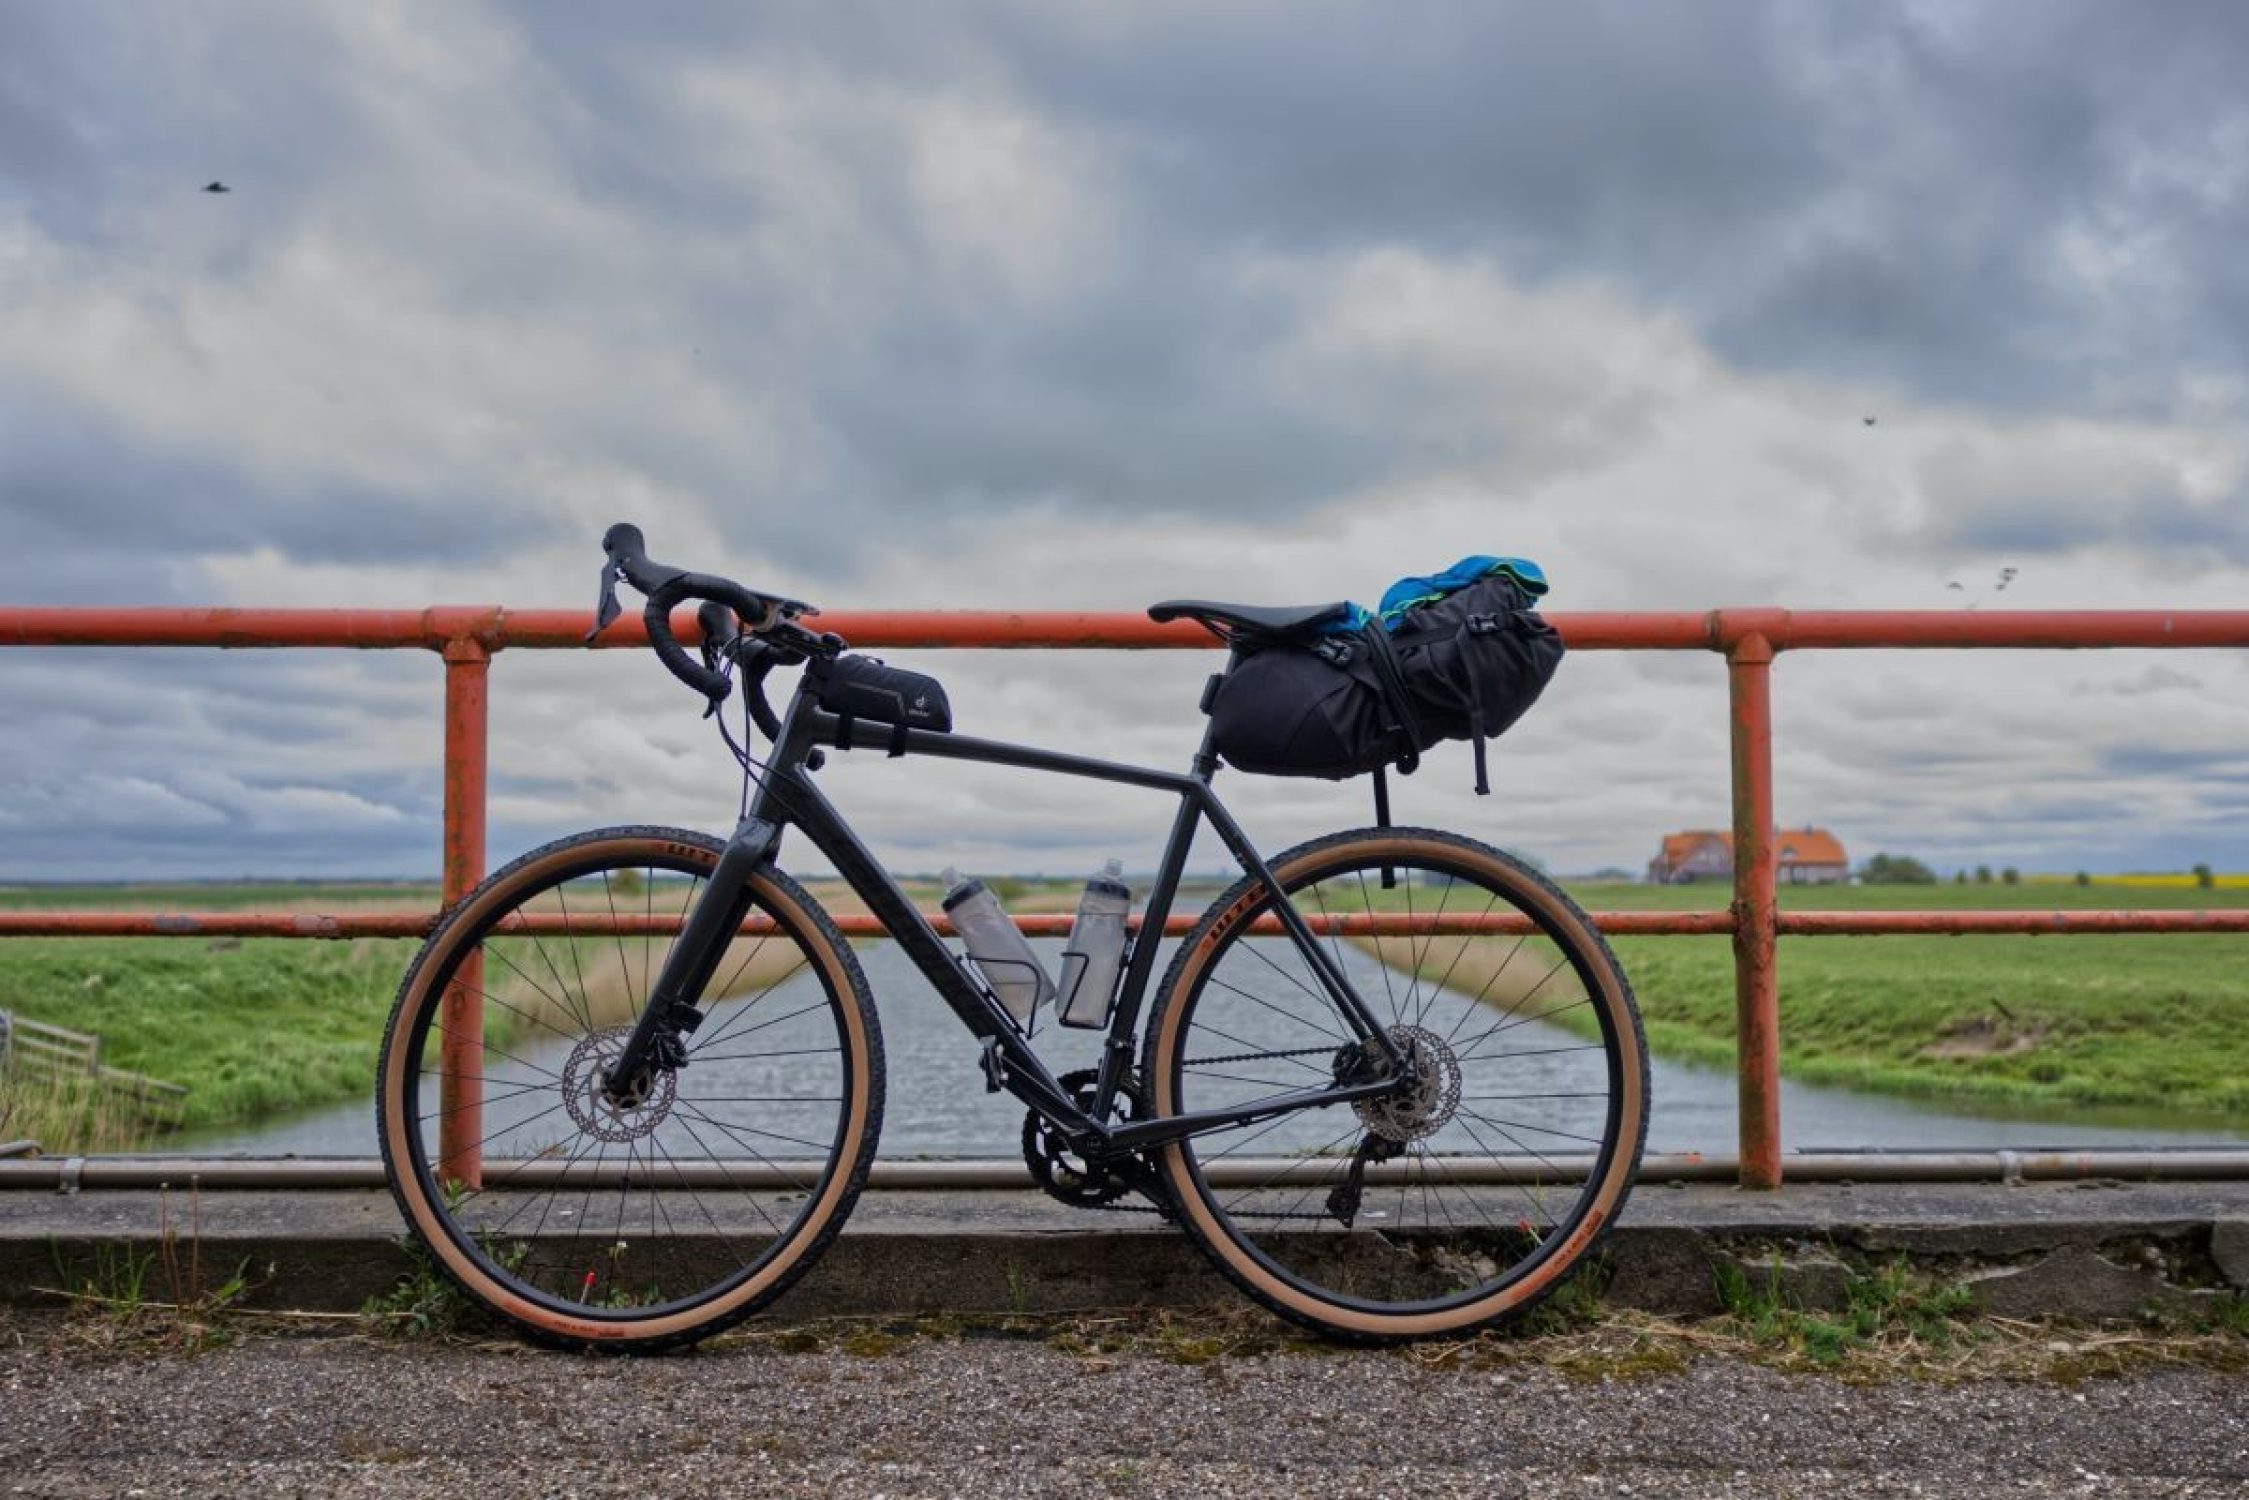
left=1145, top=828, right=1647, bottom=1340
left=377, top=828, right=880, bottom=1350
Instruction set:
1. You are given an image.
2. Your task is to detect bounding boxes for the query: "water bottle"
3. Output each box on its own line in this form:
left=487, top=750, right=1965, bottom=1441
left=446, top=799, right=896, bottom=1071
left=940, top=868, right=1055, bottom=1030
left=1057, top=860, right=1133, bottom=1030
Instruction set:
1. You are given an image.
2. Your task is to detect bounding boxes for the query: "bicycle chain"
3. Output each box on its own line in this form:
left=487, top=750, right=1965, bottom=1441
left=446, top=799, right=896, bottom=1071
left=1086, top=1045, right=1358, bottom=1219
left=1178, top=1044, right=1338, bottom=1068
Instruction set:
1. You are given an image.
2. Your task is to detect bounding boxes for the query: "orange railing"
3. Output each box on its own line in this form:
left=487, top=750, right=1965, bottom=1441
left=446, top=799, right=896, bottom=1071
left=7, top=604, right=2249, bottom=1187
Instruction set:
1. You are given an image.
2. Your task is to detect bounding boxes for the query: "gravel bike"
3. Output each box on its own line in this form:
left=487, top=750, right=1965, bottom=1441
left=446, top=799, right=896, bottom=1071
left=376, top=525, right=1648, bottom=1349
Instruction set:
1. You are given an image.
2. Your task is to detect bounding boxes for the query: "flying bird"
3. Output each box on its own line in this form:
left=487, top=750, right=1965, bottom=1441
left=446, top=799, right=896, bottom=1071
left=1862, top=415, right=1877, bottom=427
left=203, top=181, right=230, bottom=194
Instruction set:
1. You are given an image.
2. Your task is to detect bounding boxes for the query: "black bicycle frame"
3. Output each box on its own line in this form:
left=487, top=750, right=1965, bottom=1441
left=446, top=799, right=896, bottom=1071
left=617, top=666, right=1410, bottom=1160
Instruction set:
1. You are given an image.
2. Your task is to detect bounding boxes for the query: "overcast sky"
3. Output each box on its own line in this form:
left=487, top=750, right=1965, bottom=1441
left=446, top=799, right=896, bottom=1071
left=3, top=1, right=2247, bottom=883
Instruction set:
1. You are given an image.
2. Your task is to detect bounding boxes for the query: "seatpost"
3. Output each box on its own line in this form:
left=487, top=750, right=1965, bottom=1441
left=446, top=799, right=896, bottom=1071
left=1189, top=653, right=1240, bottom=782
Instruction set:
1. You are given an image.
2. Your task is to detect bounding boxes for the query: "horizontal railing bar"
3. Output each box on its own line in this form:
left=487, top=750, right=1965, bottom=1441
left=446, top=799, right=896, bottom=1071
left=0, top=910, right=1724, bottom=938
left=1762, top=610, right=2249, bottom=651
left=4, top=1148, right=2247, bottom=1191
left=6, top=908, right=2248, bottom=940
left=1779, top=910, right=2249, bottom=935
left=11, top=606, right=2249, bottom=653
left=0, top=914, right=443, bottom=939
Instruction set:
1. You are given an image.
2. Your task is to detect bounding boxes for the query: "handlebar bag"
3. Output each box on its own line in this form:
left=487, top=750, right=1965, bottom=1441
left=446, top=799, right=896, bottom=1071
left=811, top=653, right=953, bottom=732
left=1206, top=558, right=1562, bottom=787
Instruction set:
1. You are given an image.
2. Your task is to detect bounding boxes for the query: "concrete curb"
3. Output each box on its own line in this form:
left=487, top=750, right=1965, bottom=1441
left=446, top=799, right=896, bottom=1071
left=4, top=1180, right=2246, bottom=1323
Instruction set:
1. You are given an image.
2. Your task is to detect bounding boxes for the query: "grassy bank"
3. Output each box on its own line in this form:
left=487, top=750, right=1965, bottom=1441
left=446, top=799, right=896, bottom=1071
left=1343, top=875, right=2249, bottom=1118
left=1577, top=880, right=2249, bottom=1117
left=0, top=878, right=858, bottom=1152
left=0, top=936, right=417, bottom=1149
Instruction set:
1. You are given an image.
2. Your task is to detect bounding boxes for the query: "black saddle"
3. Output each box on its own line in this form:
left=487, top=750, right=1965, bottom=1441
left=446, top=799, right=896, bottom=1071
left=1147, top=598, right=1354, bottom=640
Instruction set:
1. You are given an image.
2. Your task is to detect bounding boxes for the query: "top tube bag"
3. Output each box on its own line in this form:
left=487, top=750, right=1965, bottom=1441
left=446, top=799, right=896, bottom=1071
left=1205, top=557, right=1562, bottom=792
left=809, top=653, right=953, bottom=751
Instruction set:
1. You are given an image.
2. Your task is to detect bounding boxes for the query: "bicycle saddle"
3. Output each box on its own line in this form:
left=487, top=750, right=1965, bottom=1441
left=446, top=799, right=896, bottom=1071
left=1147, top=598, right=1355, bottom=639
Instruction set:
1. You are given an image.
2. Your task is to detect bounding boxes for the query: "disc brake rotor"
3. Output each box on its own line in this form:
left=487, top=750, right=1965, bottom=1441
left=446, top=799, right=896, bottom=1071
left=562, top=1025, right=678, bottom=1144
left=1343, top=1024, right=1463, bottom=1144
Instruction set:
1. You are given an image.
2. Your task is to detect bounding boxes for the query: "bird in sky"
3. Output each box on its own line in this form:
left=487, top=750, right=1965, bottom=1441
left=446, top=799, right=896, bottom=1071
left=1949, top=566, right=2021, bottom=610
left=203, top=181, right=230, bottom=194
left=1862, top=415, right=1878, bottom=427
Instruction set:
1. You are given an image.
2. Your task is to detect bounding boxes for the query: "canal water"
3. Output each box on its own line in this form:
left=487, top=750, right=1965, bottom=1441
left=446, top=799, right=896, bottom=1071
left=179, top=936, right=2247, bottom=1159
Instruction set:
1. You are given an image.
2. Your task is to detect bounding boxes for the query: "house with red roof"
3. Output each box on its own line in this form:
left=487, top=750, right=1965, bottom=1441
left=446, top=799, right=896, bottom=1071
left=1646, top=827, right=1850, bottom=885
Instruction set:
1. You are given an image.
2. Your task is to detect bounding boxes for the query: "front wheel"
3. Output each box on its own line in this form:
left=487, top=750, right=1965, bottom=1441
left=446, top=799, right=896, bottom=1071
left=1143, top=827, right=1647, bottom=1341
left=377, top=825, right=884, bottom=1351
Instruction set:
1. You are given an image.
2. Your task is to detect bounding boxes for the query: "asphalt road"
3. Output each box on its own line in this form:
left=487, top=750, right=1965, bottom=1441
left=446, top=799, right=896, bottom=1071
left=3, top=1319, right=2245, bottom=1498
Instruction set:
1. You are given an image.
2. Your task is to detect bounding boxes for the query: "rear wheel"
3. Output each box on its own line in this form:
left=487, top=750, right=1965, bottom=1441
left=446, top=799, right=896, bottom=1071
left=377, top=826, right=883, bottom=1351
left=1144, top=827, right=1646, bottom=1341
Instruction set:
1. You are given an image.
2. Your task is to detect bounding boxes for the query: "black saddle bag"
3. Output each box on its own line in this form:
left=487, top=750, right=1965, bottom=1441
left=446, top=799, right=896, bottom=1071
left=1207, top=572, right=1562, bottom=789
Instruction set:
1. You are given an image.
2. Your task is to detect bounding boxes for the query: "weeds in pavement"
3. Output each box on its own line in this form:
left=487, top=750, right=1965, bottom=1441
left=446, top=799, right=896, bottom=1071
left=39, top=1184, right=267, bottom=1352
left=360, top=1236, right=489, bottom=1339
left=1715, top=1253, right=1976, bottom=1366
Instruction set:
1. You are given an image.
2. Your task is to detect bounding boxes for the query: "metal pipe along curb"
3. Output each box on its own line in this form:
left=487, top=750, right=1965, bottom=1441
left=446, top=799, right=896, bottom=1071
left=4, top=1149, right=2249, bottom=1192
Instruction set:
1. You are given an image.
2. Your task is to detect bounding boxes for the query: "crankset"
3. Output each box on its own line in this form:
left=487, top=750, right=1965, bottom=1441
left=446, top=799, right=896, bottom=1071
left=1023, top=1068, right=1168, bottom=1213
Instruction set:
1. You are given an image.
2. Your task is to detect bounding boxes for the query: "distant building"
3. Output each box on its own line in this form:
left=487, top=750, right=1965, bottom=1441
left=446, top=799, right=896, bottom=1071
left=1647, top=827, right=1849, bottom=885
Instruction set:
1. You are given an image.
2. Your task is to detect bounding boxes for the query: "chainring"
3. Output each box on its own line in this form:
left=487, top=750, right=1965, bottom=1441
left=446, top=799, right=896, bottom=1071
left=1023, top=1067, right=1151, bottom=1209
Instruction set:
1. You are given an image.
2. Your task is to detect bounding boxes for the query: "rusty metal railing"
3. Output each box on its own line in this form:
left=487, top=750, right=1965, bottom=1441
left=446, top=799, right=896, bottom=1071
left=7, top=604, right=2249, bottom=1187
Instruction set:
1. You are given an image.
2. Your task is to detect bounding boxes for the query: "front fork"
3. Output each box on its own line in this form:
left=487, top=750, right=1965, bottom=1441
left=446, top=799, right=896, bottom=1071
left=600, top=815, right=782, bottom=1101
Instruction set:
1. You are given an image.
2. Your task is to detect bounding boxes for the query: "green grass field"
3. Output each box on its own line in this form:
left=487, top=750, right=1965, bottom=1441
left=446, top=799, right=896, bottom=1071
left=0, top=936, right=418, bottom=1141
left=1, top=876, right=2244, bottom=1152
left=1575, top=879, right=2249, bottom=1120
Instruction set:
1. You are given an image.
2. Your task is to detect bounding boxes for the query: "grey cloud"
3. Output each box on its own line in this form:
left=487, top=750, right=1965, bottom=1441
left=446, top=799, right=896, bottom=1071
left=497, top=0, right=2249, bottom=547
left=2102, top=745, right=2249, bottom=780
left=16, top=0, right=2240, bottom=582
left=0, top=379, right=540, bottom=596
left=2073, top=666, right=2204, bottom=698
left=536, top=0, right=2247, bottom=418
left=1916, top=437, right=2249, bottom=563
left=0, top=5, right=374, bottom=251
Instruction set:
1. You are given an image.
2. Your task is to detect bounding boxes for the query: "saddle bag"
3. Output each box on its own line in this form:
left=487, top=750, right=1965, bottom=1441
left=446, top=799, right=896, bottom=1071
left=1206, top=558, right=1562, bottom=791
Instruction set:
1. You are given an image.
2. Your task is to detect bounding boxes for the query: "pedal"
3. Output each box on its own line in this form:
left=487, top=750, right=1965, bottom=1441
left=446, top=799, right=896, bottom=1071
left=979, top=1037, right=1008, bottom=1093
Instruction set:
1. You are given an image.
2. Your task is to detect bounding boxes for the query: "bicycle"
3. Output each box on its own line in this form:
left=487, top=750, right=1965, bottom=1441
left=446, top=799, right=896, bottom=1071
left=376, top=524, right=1649, bottom=1349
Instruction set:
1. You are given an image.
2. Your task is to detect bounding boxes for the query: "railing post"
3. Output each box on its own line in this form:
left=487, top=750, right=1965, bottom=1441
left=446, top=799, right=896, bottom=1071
left=1727, top=629, right=1782, bottom=1189
left=438, top=637, right=490, bottom=1189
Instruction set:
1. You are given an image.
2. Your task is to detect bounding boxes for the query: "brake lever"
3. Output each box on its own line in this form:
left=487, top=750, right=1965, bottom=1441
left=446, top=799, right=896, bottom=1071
left=585, top=564, right=624, bottom=642
left=695, top=600, right=737, bottom=671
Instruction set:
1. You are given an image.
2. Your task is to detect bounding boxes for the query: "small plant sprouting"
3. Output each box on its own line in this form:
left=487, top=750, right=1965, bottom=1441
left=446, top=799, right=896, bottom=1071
left=1716, top=1251, right=1975, bottom=1366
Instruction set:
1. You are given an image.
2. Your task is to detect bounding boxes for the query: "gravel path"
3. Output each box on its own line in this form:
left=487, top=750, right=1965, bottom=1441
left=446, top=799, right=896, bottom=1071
left=3, top=1319, right=2246, bottom=1498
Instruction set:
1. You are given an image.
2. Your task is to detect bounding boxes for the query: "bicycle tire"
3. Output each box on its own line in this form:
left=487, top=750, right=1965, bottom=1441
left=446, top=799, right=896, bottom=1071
left=377, top=825, right=883, bottom=1351
left=1142, top=826, right=1647, bottom=1341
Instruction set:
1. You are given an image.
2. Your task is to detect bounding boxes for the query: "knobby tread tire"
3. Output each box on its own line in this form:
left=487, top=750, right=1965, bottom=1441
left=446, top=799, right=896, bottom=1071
left=1141, top=825, right=1648, bottom=1344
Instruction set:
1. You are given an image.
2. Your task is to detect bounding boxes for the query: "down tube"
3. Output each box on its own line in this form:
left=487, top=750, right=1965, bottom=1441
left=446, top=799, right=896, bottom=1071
left=765, top=764, right=1088, bottom=1129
